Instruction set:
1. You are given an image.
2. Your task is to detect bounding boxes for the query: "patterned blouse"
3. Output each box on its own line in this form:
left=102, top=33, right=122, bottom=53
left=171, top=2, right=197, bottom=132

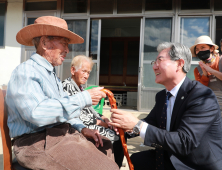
left=62, top=77, right=118, bottom=142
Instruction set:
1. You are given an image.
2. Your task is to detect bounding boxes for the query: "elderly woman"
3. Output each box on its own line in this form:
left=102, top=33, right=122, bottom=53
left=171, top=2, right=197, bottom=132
left=62, top=55, right=124, bottom=168
left=190, top=36, right=222, bottom=90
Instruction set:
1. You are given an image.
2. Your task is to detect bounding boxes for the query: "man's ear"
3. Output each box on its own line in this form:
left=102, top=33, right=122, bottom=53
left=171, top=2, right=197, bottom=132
left=71, top=66, right=75, bottom=75
left=177, top=59, right=185, bottom=71
left=40, top=36, right=50, bottom=50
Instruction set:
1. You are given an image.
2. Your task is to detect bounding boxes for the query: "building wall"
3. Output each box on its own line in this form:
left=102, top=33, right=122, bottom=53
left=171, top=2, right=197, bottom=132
left=0, top=0, right=23, bottom=87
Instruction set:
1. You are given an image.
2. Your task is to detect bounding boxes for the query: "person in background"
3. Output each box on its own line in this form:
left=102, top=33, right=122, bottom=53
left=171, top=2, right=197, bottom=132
left=6, top=16, right=119, bottom=170
left=62, top=55, right=125, bottom=168
left=190, top=35, right=222, bottom=91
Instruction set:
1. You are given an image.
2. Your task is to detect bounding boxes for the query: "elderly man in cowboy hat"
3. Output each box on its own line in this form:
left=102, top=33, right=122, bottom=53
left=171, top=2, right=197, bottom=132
left=6, top=16, right=119, bottom=170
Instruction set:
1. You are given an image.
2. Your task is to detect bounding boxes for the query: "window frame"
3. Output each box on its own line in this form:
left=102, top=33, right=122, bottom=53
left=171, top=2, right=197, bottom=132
left=141, top=16, right=175, bottom=90
left=0, top=1, right=7, bottom=48
left=178, top=0, right=212, bottom=14
left=177, top=15, right=213, bottom=66
left=59, top=17, right=91, bottom=83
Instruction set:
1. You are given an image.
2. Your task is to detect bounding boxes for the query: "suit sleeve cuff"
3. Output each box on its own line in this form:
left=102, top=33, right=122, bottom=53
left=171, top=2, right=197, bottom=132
left=140, top=122, right=148, bottom=140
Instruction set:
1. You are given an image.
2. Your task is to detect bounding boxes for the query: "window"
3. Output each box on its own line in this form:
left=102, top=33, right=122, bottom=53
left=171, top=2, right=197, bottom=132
left=214, top=0, right=222, bottom=11
left=144, top=18, right=172, bottom=60
left=27, top=18, right=36, bottom=25
left=25, top=0, right=57, bottom=11
left=66, top=20, right=87, bottom=59
left=180, top=17, right=210, bottom=80
left=117, top=0, right=142, bottom=14
left=64, top=0, right=87, bottom=13
left=181, top=0, right=210, bottom=10
left=90, top=0, right=113, bottom=14
left=62, top=20, right=87, bottom=80
left=143, top=18, right=172, bottom=88
left=90, top=20, right=99, bottom=59
left=145, top=0, right=172, bottom=11
left=215, top=16, right=222, bottom=54
left=0, top=2, right=6, bottom=47
left=180, top=17, right=210, bottom=50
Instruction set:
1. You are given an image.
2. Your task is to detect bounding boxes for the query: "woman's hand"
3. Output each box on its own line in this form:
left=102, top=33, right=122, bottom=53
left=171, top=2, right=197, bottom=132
left=199, top=61, right=209, bottom=76
left=199, top=61, right=214, bottom=75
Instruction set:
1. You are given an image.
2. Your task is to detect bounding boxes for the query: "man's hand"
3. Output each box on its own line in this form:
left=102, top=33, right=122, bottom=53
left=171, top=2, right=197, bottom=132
left=109, top=109, right=139, bottom=130
left=81, top=128, right=103, bottom=148
left=87, top=87, right=106, bottom=105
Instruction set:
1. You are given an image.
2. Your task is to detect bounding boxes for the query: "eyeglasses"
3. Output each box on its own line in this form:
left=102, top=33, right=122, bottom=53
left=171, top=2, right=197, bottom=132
left=151, top=57, right=172, bottom=66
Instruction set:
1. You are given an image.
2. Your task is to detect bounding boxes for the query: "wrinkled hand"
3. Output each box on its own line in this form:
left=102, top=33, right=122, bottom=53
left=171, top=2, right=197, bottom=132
left=109, top=109, right=139, bottom=130
left=87, top=87, right=106, bottom=105
left=81, top=128, right=103, bottom=147
left=97, top=119, right=108, bottom=128
left=101, top=116, right=112, bottom=129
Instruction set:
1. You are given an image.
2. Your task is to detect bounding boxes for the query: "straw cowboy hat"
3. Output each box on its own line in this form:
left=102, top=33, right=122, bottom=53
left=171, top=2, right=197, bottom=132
left=16, top=16, right=84, bottom=46
left=190, top=35, right=218, bottom=57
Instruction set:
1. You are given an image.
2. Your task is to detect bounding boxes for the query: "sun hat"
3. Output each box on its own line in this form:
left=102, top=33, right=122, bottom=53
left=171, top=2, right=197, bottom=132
left=16, top=16, right=84, bottom=46
left=190, top=35, right=218, bottom=57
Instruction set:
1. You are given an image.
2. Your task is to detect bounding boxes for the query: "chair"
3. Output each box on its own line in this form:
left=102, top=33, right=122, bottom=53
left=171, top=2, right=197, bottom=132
left=0, top=89, right=29, bottom=170
left=85, top=85, right=105, bottom=115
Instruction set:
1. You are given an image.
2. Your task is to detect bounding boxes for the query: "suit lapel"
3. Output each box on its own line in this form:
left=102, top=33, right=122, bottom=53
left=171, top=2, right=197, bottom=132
left=170, top=77, right=193, bottom=131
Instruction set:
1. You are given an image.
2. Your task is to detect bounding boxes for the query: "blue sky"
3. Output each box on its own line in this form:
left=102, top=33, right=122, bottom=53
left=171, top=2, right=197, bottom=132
left=180, top=17, right=210, bottom=48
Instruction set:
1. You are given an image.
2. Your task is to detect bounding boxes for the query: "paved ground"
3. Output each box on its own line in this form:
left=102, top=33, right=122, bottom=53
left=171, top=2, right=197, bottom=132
left=102, top=106, right=152, bottom=170
left=0, top=106, right=151, bottom=170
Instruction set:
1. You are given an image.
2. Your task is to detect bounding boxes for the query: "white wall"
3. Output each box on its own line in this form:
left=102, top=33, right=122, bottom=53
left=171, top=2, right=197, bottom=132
left=0, top=0, right=23, bottom=87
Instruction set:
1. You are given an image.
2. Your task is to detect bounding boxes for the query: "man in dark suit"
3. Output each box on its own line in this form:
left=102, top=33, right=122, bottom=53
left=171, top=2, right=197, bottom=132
left=109, top=42, right=222, bottom=170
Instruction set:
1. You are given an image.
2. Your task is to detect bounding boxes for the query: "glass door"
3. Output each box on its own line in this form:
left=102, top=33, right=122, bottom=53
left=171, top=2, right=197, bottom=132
left=61, top=19, right=88, bottom=81
left=214, top=16, right=222, bottom=54
left=87, top=19, right=102, bottom=87
left=138, top=17, right=172, bottom=110
left=179, top=16, right=210, bottom=80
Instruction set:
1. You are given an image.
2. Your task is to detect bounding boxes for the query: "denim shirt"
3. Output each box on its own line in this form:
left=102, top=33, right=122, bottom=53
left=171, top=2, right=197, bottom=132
left=6, top=53, right=91, bottom=138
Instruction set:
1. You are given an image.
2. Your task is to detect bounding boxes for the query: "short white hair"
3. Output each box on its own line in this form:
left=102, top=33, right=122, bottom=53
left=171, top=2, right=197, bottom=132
left=71, top=55, right=94, bottom=71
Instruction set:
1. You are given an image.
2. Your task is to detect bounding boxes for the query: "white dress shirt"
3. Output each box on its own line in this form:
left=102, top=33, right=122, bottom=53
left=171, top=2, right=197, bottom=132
left=140, top=76, right=186, bottom=140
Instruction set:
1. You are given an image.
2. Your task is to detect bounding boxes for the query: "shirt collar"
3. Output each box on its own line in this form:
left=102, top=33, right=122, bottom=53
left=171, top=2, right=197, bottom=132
left=166, top=76, right=186, bottom=98
left=30, top=53, right=54, bottom=72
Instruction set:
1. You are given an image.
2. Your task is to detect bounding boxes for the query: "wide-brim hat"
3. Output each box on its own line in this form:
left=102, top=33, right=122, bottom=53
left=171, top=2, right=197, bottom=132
left=16, top=16, right=84, bottom=46
left=190, top=35, right=218, bottom=57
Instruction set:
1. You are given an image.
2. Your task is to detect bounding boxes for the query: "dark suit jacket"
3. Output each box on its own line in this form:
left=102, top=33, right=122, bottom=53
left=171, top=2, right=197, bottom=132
left=143, top=77, right=222, bottom=170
